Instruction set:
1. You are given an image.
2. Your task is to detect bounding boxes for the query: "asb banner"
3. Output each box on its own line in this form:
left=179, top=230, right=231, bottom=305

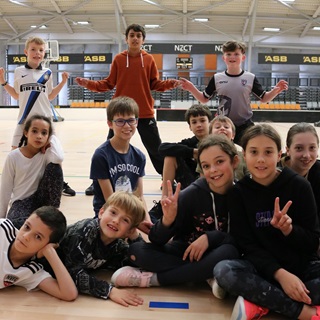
left=258, top=53, right=320, bottom=65
left=7, top=53, right=113, bottom=65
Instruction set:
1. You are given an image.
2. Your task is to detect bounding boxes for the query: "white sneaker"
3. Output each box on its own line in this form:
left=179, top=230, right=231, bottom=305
left=111, top=266, right=153, bottom=287
left=207, top=278, right=226, bottom=299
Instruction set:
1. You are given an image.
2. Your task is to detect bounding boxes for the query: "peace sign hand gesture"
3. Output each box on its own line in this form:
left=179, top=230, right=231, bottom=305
left=161, top=180, right=181, bottom=227
left=270, top=197, right=293, bottom=236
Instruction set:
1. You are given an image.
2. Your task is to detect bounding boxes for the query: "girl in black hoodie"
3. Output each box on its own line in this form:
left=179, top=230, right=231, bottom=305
left=110, top=134, right=240, bottom=288
left=214, top=124, right=320, bottom=320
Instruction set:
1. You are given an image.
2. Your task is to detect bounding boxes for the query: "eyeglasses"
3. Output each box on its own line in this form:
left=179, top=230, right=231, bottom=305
left=112, top=118, right=138, bottom=127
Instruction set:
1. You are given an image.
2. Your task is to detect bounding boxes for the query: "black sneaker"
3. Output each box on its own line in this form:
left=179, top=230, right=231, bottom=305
left=85, top=183, right=94, bottom=196
left=62, top=182, right=76, bottom=196
left=149, top=200, right=163, bottom=224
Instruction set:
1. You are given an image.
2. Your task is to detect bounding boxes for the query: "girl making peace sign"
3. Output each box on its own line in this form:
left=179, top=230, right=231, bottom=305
left=214, top=124, right=320, bottom=320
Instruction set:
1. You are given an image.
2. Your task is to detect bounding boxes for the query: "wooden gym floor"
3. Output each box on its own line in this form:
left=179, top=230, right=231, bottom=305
left=1, top=108, right=318, bottom=320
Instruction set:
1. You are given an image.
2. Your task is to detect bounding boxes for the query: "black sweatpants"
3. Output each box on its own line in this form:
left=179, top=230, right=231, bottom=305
left=234, top=119, right=255, bottom=146
left=129, top=239, right=239, bottom=286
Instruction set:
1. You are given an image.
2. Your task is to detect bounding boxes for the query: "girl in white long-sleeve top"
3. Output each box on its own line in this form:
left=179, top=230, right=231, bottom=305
left=0, top=114, right=64, bottom=228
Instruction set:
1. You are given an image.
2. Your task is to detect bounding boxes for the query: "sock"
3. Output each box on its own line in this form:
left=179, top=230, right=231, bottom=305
left=149, top=273, right=160, bottom=286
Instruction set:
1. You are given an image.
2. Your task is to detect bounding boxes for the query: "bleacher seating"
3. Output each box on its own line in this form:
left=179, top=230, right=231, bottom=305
left=67, top=75, right=320, bottom=110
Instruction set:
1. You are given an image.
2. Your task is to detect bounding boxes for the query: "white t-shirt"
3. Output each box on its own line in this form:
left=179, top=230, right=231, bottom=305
left=0, top=219, right=51, bottom=291
left=0, top=135, right=64, bottom=217
left=12, top=65, right=54, bottom=147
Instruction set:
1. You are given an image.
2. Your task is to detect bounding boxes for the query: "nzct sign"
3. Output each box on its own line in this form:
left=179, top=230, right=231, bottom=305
left=141, top=43, right=223, bottom=54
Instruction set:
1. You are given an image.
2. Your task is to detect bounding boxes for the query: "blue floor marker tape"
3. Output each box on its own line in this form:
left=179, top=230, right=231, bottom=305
left=149, top=301, right=189, bottom=309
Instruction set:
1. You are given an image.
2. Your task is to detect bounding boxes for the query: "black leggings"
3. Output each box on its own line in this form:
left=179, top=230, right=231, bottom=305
left=129, top=240, right=239, bottom=286
left=7, top=163, right=63, bottom=229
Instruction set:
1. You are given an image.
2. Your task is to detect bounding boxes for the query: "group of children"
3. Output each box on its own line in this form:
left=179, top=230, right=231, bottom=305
left=1, top=23, right=320, bottom=320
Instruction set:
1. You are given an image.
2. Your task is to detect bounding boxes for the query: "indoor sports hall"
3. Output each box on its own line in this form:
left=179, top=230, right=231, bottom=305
left=0, top=1, right=320, bottom=319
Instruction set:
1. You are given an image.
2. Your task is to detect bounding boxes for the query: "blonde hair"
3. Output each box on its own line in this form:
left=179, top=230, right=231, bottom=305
left=209, top=115, right=236, bottom=135
left=102, top=191, right=145, bottom=228
left=25, top=36, right=46, bottom=50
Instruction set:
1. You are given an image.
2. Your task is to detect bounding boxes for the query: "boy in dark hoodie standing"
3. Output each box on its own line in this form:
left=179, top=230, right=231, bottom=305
left=76, top=24, right=180, bottom=194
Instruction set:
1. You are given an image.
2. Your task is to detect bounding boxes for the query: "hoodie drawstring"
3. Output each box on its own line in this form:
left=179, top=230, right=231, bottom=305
left=126, top=50, right=144, bottom=68
left=210, top=192, right=230, bottom=233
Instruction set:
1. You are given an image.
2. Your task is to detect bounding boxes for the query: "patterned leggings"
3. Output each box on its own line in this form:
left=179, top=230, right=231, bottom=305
left=214, top=259, right=320, bottom=318
left=7, top=163, right=63, bottom=229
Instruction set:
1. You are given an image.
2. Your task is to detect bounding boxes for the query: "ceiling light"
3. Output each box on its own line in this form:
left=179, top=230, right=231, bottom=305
left=145, top=24, right=160, bottom=28
left=281, top=0, right=295, bottom=2
left=9, top=0, right=23, bottom=4
left=263, top=27, right=280, bottom=32
left=30, top=25, right=47, bottom=29
left=77, top=21, right=89, bottom=25
left=313, top=27, right=320, bottom=31
left=194, top=18, right=209, bottom=22
left=142, top=0, right=157, bottom=4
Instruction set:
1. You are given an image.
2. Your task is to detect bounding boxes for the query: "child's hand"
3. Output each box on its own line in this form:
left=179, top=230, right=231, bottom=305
left=36, top=242, right=59, bottom=259
left=271, top=197, right=293, bottom=236
left=75, top=77, right=88, bottom=87
left=183, top=234, right=209, bottom=262
left=109, top=287, right=144, bottom=307
left=171, top=79, right=180, bottom=88
left=137, top=220, right=153, bottom=235
left=0, top=67, right=5, bottom=83
left=61, top=72, right=69, bottom=82
left=274, top=80, right=288, bottom=94
left=40, top=141, right=51, bottom=154
left=161, top=180, right=181, bottom=227
left=275, top=269, right=311, bottom=304
left=178, top=77, right=193, bottom=90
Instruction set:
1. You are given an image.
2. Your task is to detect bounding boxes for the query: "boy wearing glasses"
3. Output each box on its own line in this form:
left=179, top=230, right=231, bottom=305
left=90, top=96, right=152, bottom=234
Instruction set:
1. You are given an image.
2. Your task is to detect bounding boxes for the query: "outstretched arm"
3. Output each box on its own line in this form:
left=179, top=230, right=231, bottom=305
left=48, top=71, right=69, bottom=100
left=37, top=243, right=78, bottom=301
left=179, top=77, right=209, bottom=104
left=0, top=67, right=19, bottom=100
left=75, top=76, right=89, bottom=88
left=260, top=80, right=288, bottom=103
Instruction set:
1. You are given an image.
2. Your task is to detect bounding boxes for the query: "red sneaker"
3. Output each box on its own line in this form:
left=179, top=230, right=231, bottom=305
left=231, top=296, right=269, bottom=320
left=311, top=306, right=320, bottom=320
